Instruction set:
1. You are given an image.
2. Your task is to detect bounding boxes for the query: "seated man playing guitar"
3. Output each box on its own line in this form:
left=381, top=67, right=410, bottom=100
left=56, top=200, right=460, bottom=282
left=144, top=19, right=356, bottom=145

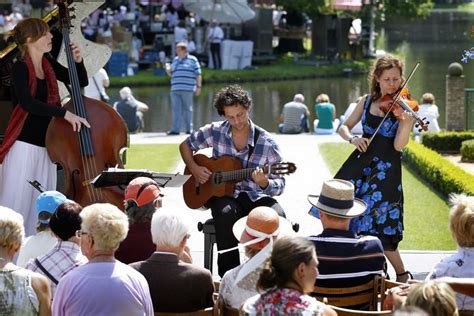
left=179, top=85, right=287, bottom=277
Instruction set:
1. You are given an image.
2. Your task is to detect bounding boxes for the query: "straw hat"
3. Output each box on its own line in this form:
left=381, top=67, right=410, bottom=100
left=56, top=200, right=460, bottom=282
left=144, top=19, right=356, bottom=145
left=232, top=206, right=293, bottom=250
left=307, top=179, right=367, bottom=218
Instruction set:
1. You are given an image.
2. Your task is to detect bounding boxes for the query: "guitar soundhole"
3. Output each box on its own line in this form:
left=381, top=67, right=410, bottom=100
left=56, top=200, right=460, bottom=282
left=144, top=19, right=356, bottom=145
left=213, top=172, right=222, bottom=185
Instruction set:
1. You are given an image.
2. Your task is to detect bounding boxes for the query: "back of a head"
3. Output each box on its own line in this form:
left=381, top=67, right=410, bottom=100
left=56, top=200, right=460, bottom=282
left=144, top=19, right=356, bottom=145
left=124, top=177, right=163, bottom=224
left=316, top=93, right=330, bottom=104
left=257, top=235, right=315, bottom=291
left=80, top=203, right=129, bottom=252
left=293, top=94, right=305, bottom=103
left=392, top=305, right=429, bottom=316
left=49, top=202, right=82, bottom=241
left=0, top=206, right=25, bottom=250
left=405, top=281, right=458, bottom=316
left=151, top=205, right=190, bottom=249
left=449, top=193, right=474, bottom=248
left=421, top=93, right=435, bottom=105
left=120, top=86, right=133, bottom=100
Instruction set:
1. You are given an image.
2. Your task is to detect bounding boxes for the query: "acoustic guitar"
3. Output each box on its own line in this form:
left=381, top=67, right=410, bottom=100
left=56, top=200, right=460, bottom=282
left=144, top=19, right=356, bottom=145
left=183, top=154, right=297, bottom=209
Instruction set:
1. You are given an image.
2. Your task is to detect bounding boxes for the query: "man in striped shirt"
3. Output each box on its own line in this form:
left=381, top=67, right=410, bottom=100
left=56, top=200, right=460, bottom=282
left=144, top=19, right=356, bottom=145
left=166, top=41, right=202, bottom=135
left=307, top=179, right=385, bottom=289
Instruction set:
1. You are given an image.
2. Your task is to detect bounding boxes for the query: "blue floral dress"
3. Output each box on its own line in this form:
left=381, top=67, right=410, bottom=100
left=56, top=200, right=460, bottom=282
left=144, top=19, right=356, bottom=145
left=335, top=96, right=404, bottom=248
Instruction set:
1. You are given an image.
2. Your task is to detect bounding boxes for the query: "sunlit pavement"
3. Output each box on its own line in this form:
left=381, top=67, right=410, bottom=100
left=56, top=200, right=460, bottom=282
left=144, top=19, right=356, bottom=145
left=130, top=132, right=455, bottom=279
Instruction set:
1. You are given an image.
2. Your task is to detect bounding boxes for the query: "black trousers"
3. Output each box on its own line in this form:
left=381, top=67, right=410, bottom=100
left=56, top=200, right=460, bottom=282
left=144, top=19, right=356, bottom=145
left=209, top=192, right=285, bottom=277
left=210, top=43, right=221, bottom=69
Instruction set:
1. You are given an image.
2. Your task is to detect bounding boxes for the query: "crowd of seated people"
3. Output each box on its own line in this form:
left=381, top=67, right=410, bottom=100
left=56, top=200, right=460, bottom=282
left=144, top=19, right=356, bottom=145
left=1, top=176, right=473, bottom=315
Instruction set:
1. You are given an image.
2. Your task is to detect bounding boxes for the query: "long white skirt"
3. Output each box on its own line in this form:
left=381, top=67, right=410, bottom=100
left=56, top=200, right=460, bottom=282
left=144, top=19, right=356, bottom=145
left=0, top=141, right=56, bottom=236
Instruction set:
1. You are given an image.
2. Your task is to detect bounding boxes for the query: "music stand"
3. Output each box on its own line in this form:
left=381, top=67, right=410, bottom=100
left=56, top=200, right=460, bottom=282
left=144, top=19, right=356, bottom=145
left=91, top=168, right=191, bottom=188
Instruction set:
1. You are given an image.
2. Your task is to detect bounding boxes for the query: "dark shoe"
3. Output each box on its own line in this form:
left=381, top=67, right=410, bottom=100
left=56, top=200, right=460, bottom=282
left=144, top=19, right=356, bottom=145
left=396, top=270, right=413, bottom=283
left=166, top=131, right=179, bottom=135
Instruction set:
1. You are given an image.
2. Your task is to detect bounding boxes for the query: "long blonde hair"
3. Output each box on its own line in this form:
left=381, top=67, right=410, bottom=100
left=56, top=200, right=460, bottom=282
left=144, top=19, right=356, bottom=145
left=12, top=18, right=49, bottom=57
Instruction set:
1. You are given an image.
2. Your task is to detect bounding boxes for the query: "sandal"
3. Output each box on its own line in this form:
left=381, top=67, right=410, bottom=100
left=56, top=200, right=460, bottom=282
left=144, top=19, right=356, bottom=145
left=396, top=270, right=413, bottom=283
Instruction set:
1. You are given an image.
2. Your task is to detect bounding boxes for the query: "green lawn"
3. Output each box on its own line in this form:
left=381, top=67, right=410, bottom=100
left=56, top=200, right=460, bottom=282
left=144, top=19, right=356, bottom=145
left=319, top=142, right=456, bottom=251
left=125, top=144, right=181, bottom=173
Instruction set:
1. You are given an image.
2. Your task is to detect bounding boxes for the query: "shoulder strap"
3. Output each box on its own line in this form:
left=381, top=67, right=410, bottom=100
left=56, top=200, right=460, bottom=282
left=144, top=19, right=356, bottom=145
left=34, top=258, right=58, bottom=285
left=247, top=127, right=261, bottom=167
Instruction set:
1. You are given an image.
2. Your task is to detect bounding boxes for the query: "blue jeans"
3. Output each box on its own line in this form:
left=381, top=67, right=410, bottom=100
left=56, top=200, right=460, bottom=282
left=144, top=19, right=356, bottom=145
left=170, top=90, right=194, bottom=133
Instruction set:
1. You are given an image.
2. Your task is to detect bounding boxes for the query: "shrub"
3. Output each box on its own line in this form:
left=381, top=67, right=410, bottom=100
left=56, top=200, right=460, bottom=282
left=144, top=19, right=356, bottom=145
left=461, top=139, right=474, bottom=162
left=404, top=141, right=474, bottom=196
left=422, top=132, right=474, bottom=153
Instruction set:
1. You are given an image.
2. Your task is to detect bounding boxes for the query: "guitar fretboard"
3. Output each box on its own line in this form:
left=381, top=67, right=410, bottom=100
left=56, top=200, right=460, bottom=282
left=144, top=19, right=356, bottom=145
left=215, top=166, right=269, bottom=183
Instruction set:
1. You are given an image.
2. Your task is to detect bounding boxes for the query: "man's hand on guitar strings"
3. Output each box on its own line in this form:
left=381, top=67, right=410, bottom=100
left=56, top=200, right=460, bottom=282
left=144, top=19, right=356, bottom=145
left=252, top=167, right=269, bottom=189
left=192, top=165, right=212, bottom=184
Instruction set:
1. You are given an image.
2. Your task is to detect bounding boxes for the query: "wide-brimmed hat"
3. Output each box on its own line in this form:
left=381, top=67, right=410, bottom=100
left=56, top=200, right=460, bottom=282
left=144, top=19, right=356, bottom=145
left=232, top=206, right=293, bottom=250
left=307, top=179, right=367, bottom=218
left=125, top=177, right=164, bottom=207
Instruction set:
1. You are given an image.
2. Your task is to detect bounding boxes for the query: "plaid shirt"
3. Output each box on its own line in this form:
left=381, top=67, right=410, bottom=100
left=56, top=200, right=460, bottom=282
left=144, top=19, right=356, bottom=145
left=186, top=120, right=285, bottom=201
left=25, top=241, right=88, bottom=299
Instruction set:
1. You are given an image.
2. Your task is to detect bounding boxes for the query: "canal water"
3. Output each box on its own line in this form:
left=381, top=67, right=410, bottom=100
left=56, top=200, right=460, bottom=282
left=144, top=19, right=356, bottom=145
left=108, top=9, right=474, bottom=133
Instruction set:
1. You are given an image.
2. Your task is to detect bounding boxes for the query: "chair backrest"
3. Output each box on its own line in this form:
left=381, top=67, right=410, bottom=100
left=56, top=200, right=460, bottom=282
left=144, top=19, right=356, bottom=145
left=154, top=307, right=215, bottom=316
left=380, top=277, right=406, bottom=310
left=312, top=276, right=380, bottom=311
left=328, top=305, right=392, bottom=316
left=216, top=295, right=239, bottom=316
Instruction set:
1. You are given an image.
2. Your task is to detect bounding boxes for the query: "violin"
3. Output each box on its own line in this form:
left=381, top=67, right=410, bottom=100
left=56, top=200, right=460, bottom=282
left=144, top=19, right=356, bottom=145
left=379, top=87, right=429, bottom=132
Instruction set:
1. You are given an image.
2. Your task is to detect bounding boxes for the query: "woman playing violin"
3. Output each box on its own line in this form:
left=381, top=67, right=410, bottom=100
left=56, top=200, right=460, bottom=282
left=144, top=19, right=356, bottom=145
left=0, top=18, right=90, bottom=236
left=334, top=55, right=415, bottom=282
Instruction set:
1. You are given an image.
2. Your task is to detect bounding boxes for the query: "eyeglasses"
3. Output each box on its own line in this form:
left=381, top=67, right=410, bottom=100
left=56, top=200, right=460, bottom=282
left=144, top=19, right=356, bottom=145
left=75, top=230, right=88, bottom=238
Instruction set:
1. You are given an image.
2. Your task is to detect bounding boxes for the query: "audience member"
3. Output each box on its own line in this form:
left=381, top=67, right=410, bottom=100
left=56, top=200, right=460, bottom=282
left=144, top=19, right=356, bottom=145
left=392, top=305, right=429, bottom=316
left=25, top=201, right=87, bottom=299
left=0, top=206, right=51, bottom=315
left=313, top=93, right=340, bottom=135
left=220, top=206, right=293, bottom=309
left=414, top=92, right=440, bottom=134
left=241, top=236, right=336, bottom=316
left=17, top=191, right=68, bottom=267
left=340, top=96, right=364, bottom=135
left=84, top=68, right=110, bottom=103
left=308, top=179, right=385, bottom=294
left=427, top=193, right=474, bottom=310
left=207, top=20, right=224, bottom=69
left=187, top=34, right=196, bottom=54
left=278, top=93, right=310, bottom=134
left=113, top=86, right=149, bottom=133
left=52, top=203, right=153, bottom=316
left=130, top=208, right=214, bottom=313
left=174, top=20, right=188, bottom=45
left=404, top=281, right=458, bottom=316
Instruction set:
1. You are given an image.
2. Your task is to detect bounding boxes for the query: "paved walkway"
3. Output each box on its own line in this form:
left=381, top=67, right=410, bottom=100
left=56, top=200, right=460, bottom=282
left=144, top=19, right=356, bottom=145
left=130, top=132, right=455, bottom=280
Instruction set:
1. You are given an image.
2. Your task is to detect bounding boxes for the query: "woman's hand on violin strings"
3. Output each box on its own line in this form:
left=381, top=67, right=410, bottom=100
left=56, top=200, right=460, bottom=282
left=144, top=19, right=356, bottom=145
left=398, top=111, right=415, bottom=124
left=352, top=137, right=370, bottom=153
left=64, top=111, right=91, bottom=132
left=69, top=42, right=83, bottom=63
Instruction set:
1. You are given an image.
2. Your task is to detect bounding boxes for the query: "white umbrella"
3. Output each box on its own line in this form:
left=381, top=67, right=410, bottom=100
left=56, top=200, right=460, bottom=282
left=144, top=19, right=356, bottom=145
left=183, top=0, right=255, bottom=24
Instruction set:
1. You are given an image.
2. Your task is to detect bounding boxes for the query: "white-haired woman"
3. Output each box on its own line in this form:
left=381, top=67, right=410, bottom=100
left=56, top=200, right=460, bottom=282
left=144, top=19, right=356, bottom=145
left=130, top=207, right=214, bottom=313
left=52, top=203, right=153, bottom=316
left=0, top=206, right=51, bottom=315
left=113, top=86, right=149, bottom=133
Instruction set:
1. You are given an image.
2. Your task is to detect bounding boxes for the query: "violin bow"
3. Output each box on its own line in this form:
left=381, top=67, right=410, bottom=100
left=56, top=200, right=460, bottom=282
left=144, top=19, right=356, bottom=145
left=357, top=61, right=420, bottom=159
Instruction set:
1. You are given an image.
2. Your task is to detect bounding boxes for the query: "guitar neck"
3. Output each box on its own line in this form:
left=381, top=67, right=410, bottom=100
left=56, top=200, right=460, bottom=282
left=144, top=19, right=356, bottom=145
left=219, top=166, right=268, bottom=183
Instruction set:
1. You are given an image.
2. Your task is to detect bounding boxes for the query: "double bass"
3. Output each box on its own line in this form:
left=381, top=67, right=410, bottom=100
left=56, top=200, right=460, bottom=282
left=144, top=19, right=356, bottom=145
left=46, top=0, right=128, bottom=209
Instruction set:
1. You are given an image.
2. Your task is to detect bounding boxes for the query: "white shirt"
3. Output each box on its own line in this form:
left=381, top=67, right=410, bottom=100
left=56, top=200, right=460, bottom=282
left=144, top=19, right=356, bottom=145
left=415, top=103, right=440, bottom=133
left=174, top=26, right=188, bottom=43
left=84, top=68, right=109, bottom=101
left=427, top=247, right=474, bottom=310
left=208, top=26, right=224, bottom=43
left=220, top=264, right=261, bottom=309
left=16, top=230, right=57, bottom=267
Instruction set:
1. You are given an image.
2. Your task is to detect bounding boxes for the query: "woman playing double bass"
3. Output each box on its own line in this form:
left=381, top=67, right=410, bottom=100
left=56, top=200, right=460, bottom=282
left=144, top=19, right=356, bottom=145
left=334, top=55, right=415, bottom=282
left=0, top=18, right=90, bottom=236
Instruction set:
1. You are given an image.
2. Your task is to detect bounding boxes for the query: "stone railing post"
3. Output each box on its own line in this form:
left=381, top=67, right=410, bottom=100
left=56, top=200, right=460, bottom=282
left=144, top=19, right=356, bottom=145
left=445, top=62, right=465, bottom=131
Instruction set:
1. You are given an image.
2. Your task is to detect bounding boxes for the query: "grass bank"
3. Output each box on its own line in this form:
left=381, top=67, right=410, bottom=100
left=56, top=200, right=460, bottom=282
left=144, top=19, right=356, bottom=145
left=125, top=144, right=180, bottom=173
left=318, top=142, right=455, bottom=251
left=110, top=59, right=370, bottom=88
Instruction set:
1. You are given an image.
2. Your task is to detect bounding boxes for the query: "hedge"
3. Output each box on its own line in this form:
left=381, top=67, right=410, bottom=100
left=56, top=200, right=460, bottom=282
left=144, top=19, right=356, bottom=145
left=461, top=139, right=474, bottom=162
left=422, top=131, right=474, bottom=153
left=404, top=141, right=474, bottom=196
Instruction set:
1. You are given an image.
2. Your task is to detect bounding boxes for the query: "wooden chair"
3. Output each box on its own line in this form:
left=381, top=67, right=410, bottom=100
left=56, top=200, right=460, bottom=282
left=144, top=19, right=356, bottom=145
left=380, top=277, right=406, bottom=310
left=328, top=305, right=392, bottom=316
left=459, top=310, right=474, bottom=316
left=154, top=307, right=216, bottom=316
left=312, top=276, right=380, bottom=311
left=216, top=295, right=240, bottom=316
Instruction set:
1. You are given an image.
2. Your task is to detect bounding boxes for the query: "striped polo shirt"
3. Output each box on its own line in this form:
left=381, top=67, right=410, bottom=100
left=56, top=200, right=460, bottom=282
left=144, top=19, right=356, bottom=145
left=170, top=54, right=201, bottom=92
left=308, top=229, right=385, bottom=288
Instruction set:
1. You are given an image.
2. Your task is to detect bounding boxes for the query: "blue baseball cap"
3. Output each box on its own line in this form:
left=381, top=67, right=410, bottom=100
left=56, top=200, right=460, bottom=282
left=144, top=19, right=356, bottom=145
left=35, top=191, right=69, bottom=224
